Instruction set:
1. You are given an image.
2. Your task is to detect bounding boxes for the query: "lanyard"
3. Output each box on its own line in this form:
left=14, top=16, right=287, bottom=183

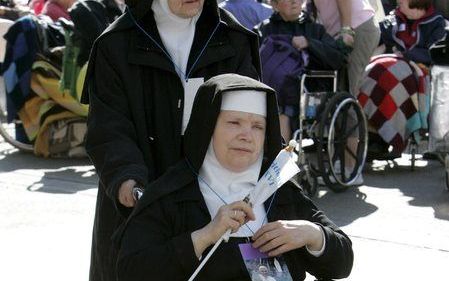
left=126, top=6, right=220, bottom=82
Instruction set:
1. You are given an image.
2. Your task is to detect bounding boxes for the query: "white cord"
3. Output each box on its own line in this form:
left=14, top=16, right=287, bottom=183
left=187, top=229, right=231, bottom=281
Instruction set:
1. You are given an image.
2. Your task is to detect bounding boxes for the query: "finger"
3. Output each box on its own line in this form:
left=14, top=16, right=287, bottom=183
left=252, top=227, right=282, bottom=248
left=229, top=201, right=255, bottom=221
left=237, top=210, right=249, bottom=225
left=128, top=196, right=136, bottom=207
left=119, top=194, right=130, bottom=207
left=228, top=220, right=241, bottom=233
left=230, top=200, right=252, bottom=211
left=252, top=221, right=282, bottom=240
left=267, top=243, right=294, bottom=257
left=238, top=204, right=255, bottom=221
left=230, top=210, right=245, bottom=225
left=258, top=235, right=286, bottom=253
left=124, top=196, right=134, bottom=208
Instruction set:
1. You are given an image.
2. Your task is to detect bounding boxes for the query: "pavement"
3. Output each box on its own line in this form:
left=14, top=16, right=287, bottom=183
left=1, top=138, right=449, bottom=281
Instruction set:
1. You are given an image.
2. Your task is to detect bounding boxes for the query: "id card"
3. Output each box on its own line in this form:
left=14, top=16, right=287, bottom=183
left=182, top=77, right=204, bottom=134
left=238, top=243, right=293, bottom=281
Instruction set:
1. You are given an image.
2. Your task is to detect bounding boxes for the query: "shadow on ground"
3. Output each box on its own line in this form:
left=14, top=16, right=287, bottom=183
left=311, top=153, right=449, bottom=226
left=364, top=155, right=449, bottom=221
left=313, top=186, right=378, bottom=227
left=0, top=145, right=97, bottom=194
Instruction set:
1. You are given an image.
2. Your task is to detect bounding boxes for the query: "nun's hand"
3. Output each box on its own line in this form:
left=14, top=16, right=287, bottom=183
left=191, top=201, right=255, bottom=258
left=118, top=179, right=137, bottom=207
left=251, top=220, right=323, bottom=257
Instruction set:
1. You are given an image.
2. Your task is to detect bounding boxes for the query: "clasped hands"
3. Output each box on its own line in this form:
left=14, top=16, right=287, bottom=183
left=191, top=200, right=324, bottom=258
left=292, top=36, right=309, bottom=50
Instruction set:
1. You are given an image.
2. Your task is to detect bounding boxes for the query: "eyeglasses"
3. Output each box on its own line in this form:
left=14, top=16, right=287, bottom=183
left=278, top=0, right=302, bottom=4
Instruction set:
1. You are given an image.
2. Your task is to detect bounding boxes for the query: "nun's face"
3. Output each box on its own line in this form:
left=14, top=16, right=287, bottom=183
left=212, top=111, right=266, bottom=173
left=167, top=0, right=204, bottom=18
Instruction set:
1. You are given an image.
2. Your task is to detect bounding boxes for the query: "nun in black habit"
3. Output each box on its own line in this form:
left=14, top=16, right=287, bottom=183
left=116, top=74, right=354, bottom=281
left=82, top=1, right=261, bottom=280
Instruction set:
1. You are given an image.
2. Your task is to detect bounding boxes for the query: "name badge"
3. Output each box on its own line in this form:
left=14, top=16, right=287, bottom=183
left=238, top=243, right=293, bottom=281
left=182, top=77, right=204, bottom=134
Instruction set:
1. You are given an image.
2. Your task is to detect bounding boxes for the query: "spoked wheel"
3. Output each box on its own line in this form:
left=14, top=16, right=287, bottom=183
left=446, top=171, right=449, bottom=191
left=0, top=96, right=34, bottom=152
left=316, top=92, right=368, bottom=192
left=445, top=154, right=449, bottom=191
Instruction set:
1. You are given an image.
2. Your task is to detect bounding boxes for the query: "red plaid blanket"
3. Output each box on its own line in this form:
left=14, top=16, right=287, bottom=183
left=358, top=54, right=430, bottom=153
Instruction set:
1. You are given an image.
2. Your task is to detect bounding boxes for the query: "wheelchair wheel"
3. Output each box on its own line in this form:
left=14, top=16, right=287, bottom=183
left=446, top=171, right=449, bottom=191
left=317, top=92, right=368, bottom=192
left=445, top=154, right=449, bottom=191
left=0, top=95, right=34, bottom=152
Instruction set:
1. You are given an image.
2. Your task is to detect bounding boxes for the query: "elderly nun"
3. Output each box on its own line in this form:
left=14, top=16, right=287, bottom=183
left=116, top=74, right=353, bottom=281
left=82, top=1, right=262, bottom=280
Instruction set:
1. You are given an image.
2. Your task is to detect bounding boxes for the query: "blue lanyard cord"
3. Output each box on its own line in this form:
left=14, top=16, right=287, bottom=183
left=126, top=6, right=220, bottom=82
left=186, top=159, right=277, bottom=236
left=184, top=22, right=220, bottom=81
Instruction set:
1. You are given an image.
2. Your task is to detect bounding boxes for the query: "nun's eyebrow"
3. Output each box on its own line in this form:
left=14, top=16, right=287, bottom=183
left=252, top=119, right=266, bottom=126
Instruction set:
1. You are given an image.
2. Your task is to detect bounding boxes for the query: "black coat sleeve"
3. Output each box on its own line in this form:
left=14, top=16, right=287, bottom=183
left=85, top=40, right=149, bottom=214
left=305, top=24, right=346, bottom=70
left=117, top=200, right=200, bottom=281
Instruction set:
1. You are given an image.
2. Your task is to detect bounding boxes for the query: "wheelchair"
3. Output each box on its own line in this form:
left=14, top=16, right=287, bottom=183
left=0, top=97, right=34, bottom=152
left=292, top=70, right=368, bottom=196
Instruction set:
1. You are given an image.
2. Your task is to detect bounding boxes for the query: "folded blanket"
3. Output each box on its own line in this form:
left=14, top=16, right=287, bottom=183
left=358, top=54, right=430, bottom=153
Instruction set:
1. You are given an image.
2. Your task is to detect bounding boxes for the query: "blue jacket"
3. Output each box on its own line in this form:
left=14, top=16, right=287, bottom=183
left=380, top=7, right=446, bottom=65
left=219, top=0, right=272, bottom=30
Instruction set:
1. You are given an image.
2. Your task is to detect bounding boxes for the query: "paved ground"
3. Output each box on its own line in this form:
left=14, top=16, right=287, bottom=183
left=0, top=139, right=448, bottom=281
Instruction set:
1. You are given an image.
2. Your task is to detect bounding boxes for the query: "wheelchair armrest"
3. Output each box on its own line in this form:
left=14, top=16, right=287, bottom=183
left=299, top=70, right=339, bottom=93
left=303, top=70, right=338, bottom=77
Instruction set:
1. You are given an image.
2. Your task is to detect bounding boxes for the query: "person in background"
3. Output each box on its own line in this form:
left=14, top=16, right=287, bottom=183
left=359, top=0, right=446, bottom=159
left=308, top=0, right=380, bottom=97
left=41, top=0, right=76, bottom=21
left=81, top=0, right=261, bottom=280
left=219, top=0, right=272, bottom=29
left=305, top=0, right=380, bottom=186
left=254, top=0, right=345, bottom=142
left=380, top=0, right=446, bottom=65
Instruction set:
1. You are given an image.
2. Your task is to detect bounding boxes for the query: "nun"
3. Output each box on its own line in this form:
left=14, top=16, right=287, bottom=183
left=82, top=1, right=261, bottom=280
left=116, top=74, right=353, bottom=281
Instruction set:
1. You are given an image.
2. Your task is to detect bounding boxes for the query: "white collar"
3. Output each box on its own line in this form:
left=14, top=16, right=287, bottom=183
left=151, top=0, right=202, bottom=77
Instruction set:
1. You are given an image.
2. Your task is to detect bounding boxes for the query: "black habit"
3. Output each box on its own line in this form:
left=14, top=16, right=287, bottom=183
left=116, top=74, right=354, bottom=281
left=81, top=1, right=261, bottom=280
